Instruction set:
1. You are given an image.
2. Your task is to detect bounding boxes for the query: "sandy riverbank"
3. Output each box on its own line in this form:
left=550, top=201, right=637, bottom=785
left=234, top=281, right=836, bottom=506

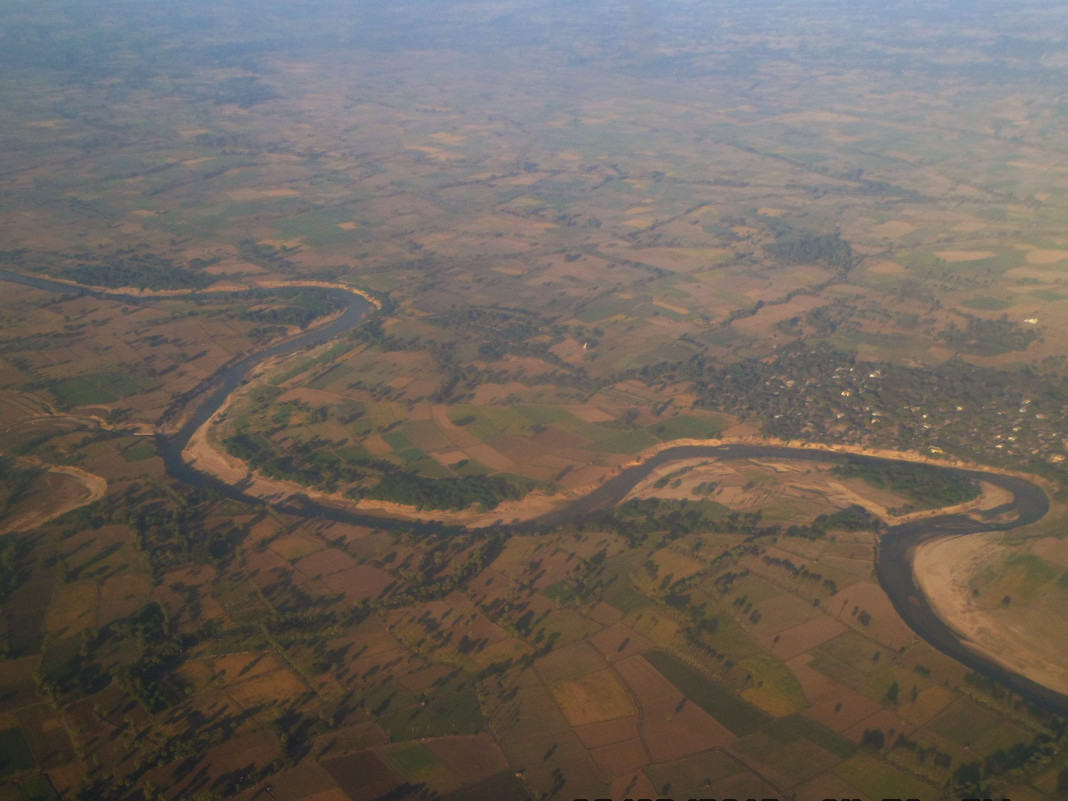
left=1, top=458, right=107, bottom=535
left=181, top=384, right=577, bottom=528
left=914, top=533, right=1068, bottom=697
left=8, top=270, right=382, bottom=309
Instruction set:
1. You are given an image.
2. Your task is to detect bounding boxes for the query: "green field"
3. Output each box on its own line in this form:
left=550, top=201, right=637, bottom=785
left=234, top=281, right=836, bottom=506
left=836, top=755, right=933, bottom=800
left=649, top=413, right=731, bottom=441
left=384, top=744, right=438, bottom=779
left=121, top=442, right=156, bottom=462
left=49, top=371, right=150, bottom=407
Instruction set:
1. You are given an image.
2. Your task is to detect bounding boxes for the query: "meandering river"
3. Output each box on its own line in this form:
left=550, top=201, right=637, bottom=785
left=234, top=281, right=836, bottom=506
left=3, top=268, right=1063, bottom=714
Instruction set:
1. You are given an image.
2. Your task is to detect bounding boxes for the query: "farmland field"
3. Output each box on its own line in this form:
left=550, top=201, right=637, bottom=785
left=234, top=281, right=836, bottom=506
left=4, top=1, right=1068, bottom=800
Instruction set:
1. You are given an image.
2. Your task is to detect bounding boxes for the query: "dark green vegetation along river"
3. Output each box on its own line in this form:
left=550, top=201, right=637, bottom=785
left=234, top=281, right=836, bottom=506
left=0, top=268, right=1061, bottom=717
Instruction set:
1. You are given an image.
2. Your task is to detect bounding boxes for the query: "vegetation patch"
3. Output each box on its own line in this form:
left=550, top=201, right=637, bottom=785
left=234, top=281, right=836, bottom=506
left=764, top=218, right=854, bottom=272
left=649, top=413, right=731, bottom=441
left=121, top=442, right=156, bottom=462
left=48, top=371, right=154, bottom=407
left=0, top=727, right=35, bottom=777
left=939, top=314, right=1038, bottom=355
left=835, top=754, right=933, bottom=801
left=238, top=289, right=346, bottom=329
left=0, top=458, right=39, bottom=519
left=833, top=460, right=979, bottom=512
left=384, top=743, right=439, bottom=779
left=58, top=251, right=215, bottom=290
left=364, top=472, right=529, bottom=511
left=961, top=296, right=1013, bottom=311
left=364, top=674, right=485, bottom=741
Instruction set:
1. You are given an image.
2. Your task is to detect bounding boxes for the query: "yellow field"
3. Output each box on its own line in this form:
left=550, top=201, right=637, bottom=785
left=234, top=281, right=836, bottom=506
left=551, top=669, right=637, bottom=726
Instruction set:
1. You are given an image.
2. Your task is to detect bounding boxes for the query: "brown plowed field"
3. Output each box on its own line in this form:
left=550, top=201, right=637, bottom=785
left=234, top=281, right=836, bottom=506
left=323, top=750, right=399, bottom=801
left=591, top=737, right=650, bottom=775
left=615, top=655, right=736, bottom=762
left=587, top=622, right=655, bottom=663
left=574, top=716, right=641, bottom=749
left=761, top=616, right=848, bottom=662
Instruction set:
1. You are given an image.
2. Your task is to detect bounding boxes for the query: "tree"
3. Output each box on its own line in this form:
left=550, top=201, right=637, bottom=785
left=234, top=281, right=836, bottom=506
left=884, top=680, right=900, bottom=706
left=861, top=728, right=885, bottom=749
left=952, top=761, right=984, bottom=796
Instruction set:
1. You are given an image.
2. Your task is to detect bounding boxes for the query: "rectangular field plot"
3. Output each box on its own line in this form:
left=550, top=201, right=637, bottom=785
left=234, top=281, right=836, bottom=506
left=644, top=650, right=769, bottom=736
left=765, top=713, right=857, bottom=760
left=48, top=370, right=155, bottom=406
left=835, top=754, right=933, bottom=801
left=648, top=412, right=731, bottom=441
left=16, top=703, right=76, bottom=768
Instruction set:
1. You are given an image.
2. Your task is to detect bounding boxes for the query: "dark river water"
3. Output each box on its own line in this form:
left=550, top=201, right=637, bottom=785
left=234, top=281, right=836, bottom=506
left=4, top=267, right=1064, bottom=715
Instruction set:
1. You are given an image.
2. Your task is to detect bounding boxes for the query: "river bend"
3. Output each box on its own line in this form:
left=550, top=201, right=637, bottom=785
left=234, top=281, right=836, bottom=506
left=2, top=268, right=1062, bottom=715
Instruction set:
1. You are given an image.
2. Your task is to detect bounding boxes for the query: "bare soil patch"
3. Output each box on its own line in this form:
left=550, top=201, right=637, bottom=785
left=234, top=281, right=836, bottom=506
left=591, top=737, right=649, bottom=775
left=574, top=716, right=641, bottom=749
left=804, top=690, right=883, bottom=732
left=615, top=654, right=735, bottom=761
left=951, top=220, right=988, bottom=233
left=867, top=260, right=906, bottom=274
left=245, top=763, right=343, bottom=801
left=44, top=580, right=96, bottom=635
left=155, top=729, right=280, bottom=799
left=935, top=250, right=997, bottom=262
left=97, top=573, right=154, bottom=628
left=1030, top=536, right=1068, bottom=568
left=269, top=532, right=326, bottom=561
left=322, top=564, right=395, bottom=600
left=762, top=617, right=849, bottom=662
left=0, top=462, right=106, bottom=535
left=551, top=669, right=636, bottom=726
left=295, top=548, right=357, bottom=579
left=587, top=622, right=655, bottom=663
left=535, top=640, right=606, bottom=684
left=214, top=652, right=281, bottom=683
left=1026, top=248, right=1068, bottom=264
left=828, top=581, right=915, bottom=651
left=397, top=664, right=453, bottom=694
left=227, top=668, right=307, bottom=709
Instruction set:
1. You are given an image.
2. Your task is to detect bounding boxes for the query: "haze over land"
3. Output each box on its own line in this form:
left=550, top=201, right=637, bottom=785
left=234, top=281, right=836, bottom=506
left=4, top=1, right=1068, bottom=799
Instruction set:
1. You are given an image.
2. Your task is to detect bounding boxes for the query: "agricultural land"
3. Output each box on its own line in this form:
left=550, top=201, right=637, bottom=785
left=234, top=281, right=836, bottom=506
left=4, top=2, right=1068, bottom=800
